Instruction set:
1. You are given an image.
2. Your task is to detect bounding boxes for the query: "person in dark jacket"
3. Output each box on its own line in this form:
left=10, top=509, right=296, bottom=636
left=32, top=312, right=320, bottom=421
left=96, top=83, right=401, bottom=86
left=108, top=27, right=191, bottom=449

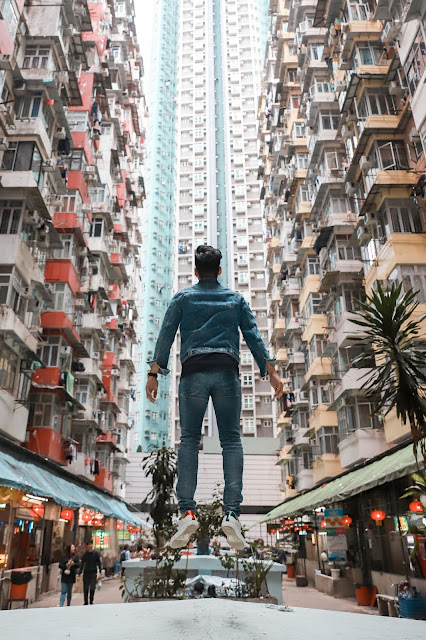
left=59, top=544, right=80, bottom=607
left=79, top=540, right=102, bottom=605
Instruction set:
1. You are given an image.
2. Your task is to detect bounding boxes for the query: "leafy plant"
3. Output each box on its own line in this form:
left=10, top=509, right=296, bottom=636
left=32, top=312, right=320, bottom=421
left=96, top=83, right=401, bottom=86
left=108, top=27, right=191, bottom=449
left=352, top=282, right=426, bottom=467
left=195, top=483, right=224, bottom=543
left=142, top=443, right=178, bottom=548
left=219, top=552, right=235, bottom=577
left=241, top=556, right=274, bottom=599
left=401, top=472, right=426, bottom=509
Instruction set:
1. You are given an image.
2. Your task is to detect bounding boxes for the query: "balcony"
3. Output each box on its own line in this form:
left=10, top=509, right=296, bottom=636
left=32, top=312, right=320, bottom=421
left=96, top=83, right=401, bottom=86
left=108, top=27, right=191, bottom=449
left=97, top=431, right=117, bottom=447
left=339, top=428, right=389, bottom=469
left=0, top=171, right=50, bottom=218
left=287, top=350, right=305, bottom=366
left=272, top=317, right=286, bottom=340
left=53, top=212, right=85, bottom=244
left=93, top=467, right=113, bottom=492
left=319, top=258, right=363, bottom=292
left=364, top=234, right=426, bottom=294
left=282, top=278, right=300, bottom=298
left=341, top=20, right=383, bottom=59
left=383, top=407, right=412, bottom=445
left=80, top=313, right=105, bottom=334
left=332, top=311, right=364, bottom=349
left=308, top=404, right=338, bottom=432
left=0, top=304, right=39, bottom=355
left=25, top=427, right=67, bottom=465
left=304, top=357, right=332, bottom=384
left=275, top=348, right=288, bottom=364
left=313, top=454, right=345, bottom=484
left=45, top=260, right=81, bottom=296
left=40, top=312, right=87, bottom=356
left=330, top=368, right=371, bottom=406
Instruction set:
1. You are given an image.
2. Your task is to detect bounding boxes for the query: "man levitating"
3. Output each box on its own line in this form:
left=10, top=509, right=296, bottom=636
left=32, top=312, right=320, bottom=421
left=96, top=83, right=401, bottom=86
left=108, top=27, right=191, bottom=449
left=146, top=245, right=283, bottom=549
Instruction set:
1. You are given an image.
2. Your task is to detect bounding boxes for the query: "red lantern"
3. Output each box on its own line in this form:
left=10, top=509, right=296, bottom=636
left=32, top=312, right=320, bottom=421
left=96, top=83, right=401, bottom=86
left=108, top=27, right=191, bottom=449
left=270, top=528, right=276, bottom=535
left=320, top=519, right=326, bottom=528
left=126, top=524, right=133, bottom=532
left=92, top=518, right=101, bottom=527
left=61, top=509, right=74, bottom=521
left=371, top=509, right=386, bottom=526
left=116, top=521, right=123, bottom=530
left=409, top=500, right=424, bottom=513
left=341, top=515, right=352, bottom=527
left=82, top=512, right=91, bottom=523
left=30, top=504, right=45, bottom=519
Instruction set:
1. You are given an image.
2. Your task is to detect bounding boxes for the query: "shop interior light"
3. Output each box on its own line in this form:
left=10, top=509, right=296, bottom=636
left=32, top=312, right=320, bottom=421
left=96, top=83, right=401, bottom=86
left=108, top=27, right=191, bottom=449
left=409, top=500, right=423, bottom=514
left=24, top=494, right=48, bottom=503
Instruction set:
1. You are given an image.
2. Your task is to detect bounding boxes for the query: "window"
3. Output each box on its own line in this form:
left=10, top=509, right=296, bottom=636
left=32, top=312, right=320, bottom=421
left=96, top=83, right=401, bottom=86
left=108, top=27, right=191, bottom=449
left=261, top=396, right=271, bottom=404
left=150, top=432, right=157, bottom=441
left=310, top=44, right=324, bottom=61
left=243, top=395, right=253, bottom=409
left=90, top=217, right=104, bottom=237
left=2, top=0, right=19, bottom=39
left=375, top=140, right=409, bottom=171
left=243, top=418, right=255, bottom=433
left=241, top=351, right=252, bottom=365
left=290, top=95, right=300, bottom=109
left=263, top=419, right=272, bottom=428
left=194, top=221, right=204, bottom=232
left=23, top=45, right=51, bottom=69
left=404, top=28, right=425, bottom=97
left=238, top=271, right=249, bottom=284
left=0, top=201, right=23, bottom=235
left=50, top=283, right=74, bottom=319
left=243, top=374, right=252, bottom=386
left=1, top=142, right=43, bottom=186
left=296, top=153, right=308, bottom=169
left=237, top=235, right=247, bottom=247
left=320, top=112, right=340, bottom=131
left=152, top=412, right=158, bottom=420
left=389, top=265, right=426, bottom=304
left=0, top=340, right=19, bottom=393
left=0, top=266, right=28, bottom=321
left=238, top=253, right=248, bottom=265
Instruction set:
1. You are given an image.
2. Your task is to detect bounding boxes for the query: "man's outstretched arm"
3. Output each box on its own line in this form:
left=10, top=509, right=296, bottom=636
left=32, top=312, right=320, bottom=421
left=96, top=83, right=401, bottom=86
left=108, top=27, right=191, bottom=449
left=146, top=291, right=183, bottom=403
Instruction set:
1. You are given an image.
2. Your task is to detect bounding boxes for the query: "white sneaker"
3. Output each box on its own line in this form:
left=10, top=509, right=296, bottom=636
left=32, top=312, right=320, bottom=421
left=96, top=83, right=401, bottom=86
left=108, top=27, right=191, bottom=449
left=170, top=510, right=199, bottom=549
left=222, top=512, right=246, bottom=551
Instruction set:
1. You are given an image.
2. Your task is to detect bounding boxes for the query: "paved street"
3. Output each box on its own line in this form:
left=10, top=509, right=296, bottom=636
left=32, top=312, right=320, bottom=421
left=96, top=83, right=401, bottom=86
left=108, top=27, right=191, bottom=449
left=28, top=576, right=123, bottom=609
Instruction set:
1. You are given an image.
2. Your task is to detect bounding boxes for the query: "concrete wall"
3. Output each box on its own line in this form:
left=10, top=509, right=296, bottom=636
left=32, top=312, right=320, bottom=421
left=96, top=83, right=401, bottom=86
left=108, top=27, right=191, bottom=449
left=372, top=571, right=426, bottom=600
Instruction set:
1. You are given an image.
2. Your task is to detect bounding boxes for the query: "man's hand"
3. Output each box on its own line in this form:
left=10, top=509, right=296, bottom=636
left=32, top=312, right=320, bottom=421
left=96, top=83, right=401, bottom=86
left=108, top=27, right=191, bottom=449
left=146, top=376, right=158, bottom=403
left=266, top=361, right=284, bottom=398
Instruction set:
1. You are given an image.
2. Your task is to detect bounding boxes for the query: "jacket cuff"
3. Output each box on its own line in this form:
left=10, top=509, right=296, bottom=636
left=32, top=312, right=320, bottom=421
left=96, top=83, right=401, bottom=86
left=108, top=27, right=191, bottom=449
left=146, top=358, right=170, bottom=376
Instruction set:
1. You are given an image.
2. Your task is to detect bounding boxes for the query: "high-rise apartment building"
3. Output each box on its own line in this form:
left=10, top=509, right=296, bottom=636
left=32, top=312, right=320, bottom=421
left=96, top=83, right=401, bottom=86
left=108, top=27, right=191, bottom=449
left=259, top=0, right=425, bottom=503
left=0, top=0, right=146, bottom=580
left=135, top=0, right=180, bottom=450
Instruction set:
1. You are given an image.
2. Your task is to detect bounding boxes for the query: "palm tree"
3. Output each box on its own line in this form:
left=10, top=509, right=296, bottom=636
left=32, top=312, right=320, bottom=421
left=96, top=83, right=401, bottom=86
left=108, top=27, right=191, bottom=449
left=352, top=281, right=426, bottom=467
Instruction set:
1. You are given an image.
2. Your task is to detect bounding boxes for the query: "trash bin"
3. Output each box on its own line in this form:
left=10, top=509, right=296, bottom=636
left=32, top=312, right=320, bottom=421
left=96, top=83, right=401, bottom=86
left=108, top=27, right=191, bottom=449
left=10, top=569, right=33, bottom=600
left=398, top=594, right=426, bottom=620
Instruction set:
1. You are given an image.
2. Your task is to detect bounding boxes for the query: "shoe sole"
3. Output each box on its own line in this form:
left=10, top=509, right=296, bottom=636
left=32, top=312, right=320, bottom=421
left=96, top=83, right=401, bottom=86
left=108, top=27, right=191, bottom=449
left=170, top=522, right=199, bottom=549
left=222, top=524, right=246, bottom=551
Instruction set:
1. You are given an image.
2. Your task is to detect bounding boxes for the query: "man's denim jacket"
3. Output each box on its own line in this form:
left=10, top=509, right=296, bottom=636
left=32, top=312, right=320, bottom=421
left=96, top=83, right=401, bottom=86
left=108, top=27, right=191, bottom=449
left=148, top=278, right=275, bottom=377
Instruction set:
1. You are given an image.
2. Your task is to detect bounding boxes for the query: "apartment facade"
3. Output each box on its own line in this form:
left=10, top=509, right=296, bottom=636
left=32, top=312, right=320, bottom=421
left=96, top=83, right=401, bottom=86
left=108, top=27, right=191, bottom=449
left=135, top=0, right=179, bottom=451
left=0, top=0, right=145, bottom=506
left=260, top=0, right=426, bottom=500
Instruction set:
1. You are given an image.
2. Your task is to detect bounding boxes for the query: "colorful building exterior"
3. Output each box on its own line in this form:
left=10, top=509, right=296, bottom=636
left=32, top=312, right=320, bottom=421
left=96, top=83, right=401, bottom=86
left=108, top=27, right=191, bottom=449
left=0, top=0, right=145, bottom=526
left=259, top=0, right=426, bottom=501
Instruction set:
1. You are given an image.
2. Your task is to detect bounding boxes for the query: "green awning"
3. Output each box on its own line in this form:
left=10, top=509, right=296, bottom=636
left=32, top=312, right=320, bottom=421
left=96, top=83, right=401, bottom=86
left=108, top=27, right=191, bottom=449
left=252, top=443, right=417, bottom=527
left=0, top=449, right=149, bottom=528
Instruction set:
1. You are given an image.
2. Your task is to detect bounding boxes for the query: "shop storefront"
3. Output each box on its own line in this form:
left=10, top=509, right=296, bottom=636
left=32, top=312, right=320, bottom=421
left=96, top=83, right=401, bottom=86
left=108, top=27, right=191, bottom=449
left=257, top=443, right=426, bottom=601
left=0, top=445, right=148, bottom=607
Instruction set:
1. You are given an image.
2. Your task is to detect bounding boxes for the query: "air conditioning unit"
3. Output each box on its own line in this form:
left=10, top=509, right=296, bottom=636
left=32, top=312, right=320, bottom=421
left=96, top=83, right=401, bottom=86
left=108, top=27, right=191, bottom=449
left=335, top=80, right=346, bottom=92
left=14, top=81, right=26, bottom=95
left=389, top=81, right=403, bottom=96
left=364, top=212, right=374, bottom=225
left=85, top=165, right=96, bottom=174
left=0, top=137, right=8, bottom=151
left=111, top=368, right=120, bottom=376
left=356, top=225, right=368, bottom=241
left=345, top=183, right=356, bottom=196
left=75, top=299, right=85, bottom=308
left=295, top=268, right=302, bottom=276
left=360, top=156, right=374, bottom=170
left=341, top=22, right=349, bottom=33
left=82, top=204, right=92, bottom=213
left=61, top=346, right=72, bottom=355
left=255, top=396, right=260, bottom=403
left=311, top=223, right=318, bottom=232
left=295, top=312, right=301, bottom=318
left=63, top=26, right=74, bottom=37
left=92, top=351, right=99, bottom=359
left=288, top=348, right=294, bottom=355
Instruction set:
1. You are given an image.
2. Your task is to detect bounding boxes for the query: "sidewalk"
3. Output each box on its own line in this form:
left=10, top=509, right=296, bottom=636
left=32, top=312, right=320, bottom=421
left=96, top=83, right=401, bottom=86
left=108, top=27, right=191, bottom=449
left=28, top=576, right=123, bottom=609
left=282, top=576, right=378, bottom=615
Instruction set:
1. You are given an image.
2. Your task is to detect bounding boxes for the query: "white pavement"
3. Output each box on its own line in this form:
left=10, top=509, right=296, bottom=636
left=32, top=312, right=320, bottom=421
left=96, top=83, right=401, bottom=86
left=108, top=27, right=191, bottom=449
left=1, top=600, right=425, bottom=640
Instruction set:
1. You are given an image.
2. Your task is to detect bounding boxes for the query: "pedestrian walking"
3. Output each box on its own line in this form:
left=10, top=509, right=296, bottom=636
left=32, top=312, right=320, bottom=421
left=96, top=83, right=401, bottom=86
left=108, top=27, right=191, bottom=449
left=120, top=544, right=131, bottom=576
left=79, top=540, right=102, bottom=605
left=59, top=544, right=80, bottom=607
left=146, top=245, right=283, bottom=550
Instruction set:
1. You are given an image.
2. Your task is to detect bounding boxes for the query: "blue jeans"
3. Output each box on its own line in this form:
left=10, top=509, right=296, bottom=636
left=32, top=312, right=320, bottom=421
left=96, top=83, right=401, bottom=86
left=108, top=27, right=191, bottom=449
left=60, top=581, right=73, bottom=606
left=177, top=370, right=243, bottom=516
